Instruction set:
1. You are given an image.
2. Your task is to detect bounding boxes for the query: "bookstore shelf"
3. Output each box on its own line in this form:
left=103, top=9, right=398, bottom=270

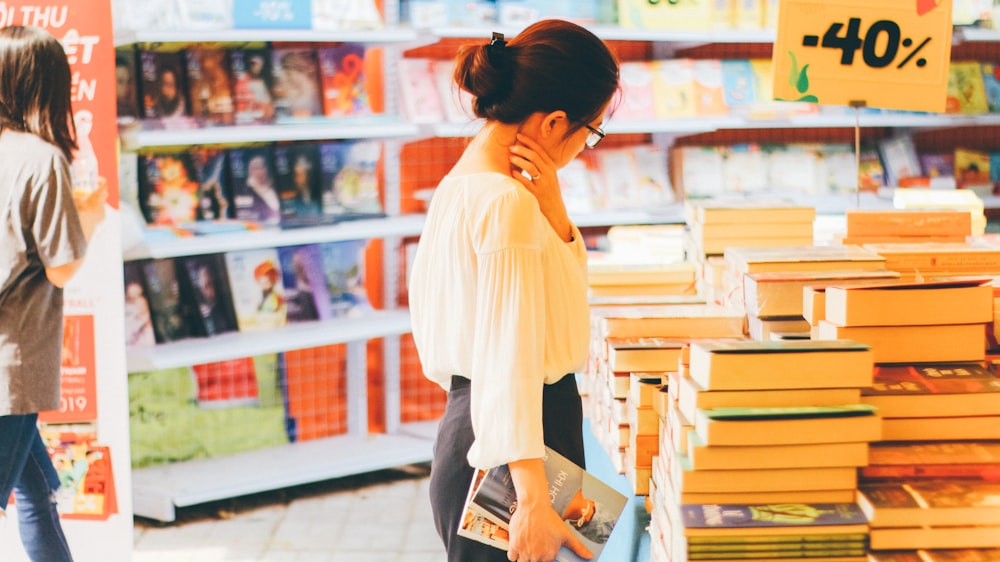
left=131, top=428, right=435, bottom=522
left=428, top=25, right=777, bottom=44
left=113, top=27, right=422, bottom=48
left=123, top=118, right=420, bottom=150
left=431, top=114, right=1000, bottom=139
left=122, top=214, right=427, bottom=260
left=125, top=308, right=413, bottom=372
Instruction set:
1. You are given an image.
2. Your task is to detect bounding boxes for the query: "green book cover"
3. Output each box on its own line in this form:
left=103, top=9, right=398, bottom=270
left=703, top=404, right=877, bottom=421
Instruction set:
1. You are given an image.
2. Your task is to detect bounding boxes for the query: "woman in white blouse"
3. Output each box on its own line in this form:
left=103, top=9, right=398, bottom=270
left=408, top=19, right=619, bottom=562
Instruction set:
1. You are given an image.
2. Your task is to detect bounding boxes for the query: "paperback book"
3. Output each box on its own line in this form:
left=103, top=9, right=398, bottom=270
left=863, top=363, right=1000, bottom=418
left=317, top=43, right=371, bottom=118
left=122, top=261, right=156, bottom=347
left=318, top=240, right=371, bottom=317
left=185, top=46, right=235, bottom=125
left=139, top=49, right=189, bottom=120
left=141, top=258, right=201, bottom=343
left=176, top=253, right=239, bottom=337
left=224, top=248, right=289, bottom=331
left=228, top=146, right=281, bottom=227
left=229, top=48, right=276, bottom=124
left=858, top=480, right=1000, bottom=528
left=189, top=147, right=231, bottom=221
left=274, top=143, right=323, bottom=222
left=277, top=244, right=333, bottom=322
left=138, top=152, right=200, bottom=225
left=456, top=446, right=628, bottom=562
left=271, top=47, right=324, bottom=119
left=318, top=141, right=384, bottom=218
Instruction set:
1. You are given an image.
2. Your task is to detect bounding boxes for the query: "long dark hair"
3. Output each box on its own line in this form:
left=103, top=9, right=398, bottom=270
left=454, top=19, right=620, bottom=136
left=0, top=26, right=78, bottom=160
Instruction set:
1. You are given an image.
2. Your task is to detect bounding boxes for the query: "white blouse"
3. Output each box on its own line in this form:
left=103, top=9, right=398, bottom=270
left=408, top=172, right=590, bottom=469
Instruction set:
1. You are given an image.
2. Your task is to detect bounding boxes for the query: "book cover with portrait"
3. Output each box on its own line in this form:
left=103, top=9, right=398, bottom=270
left=115, top=47, right=141, bottom=120
left=224, top=248, right=288, bottom=332
left=317, top=43, right=371, bottom=118
left=274, top=142, right=322, bottom=222
left=141, top=258, right=201, bottom=343
left=176, top=253, right=239, bottom=337
left=189, top=147, right=232, bottom=220
left=185, top=46, right=236, bottom=125
left=138, top=152, right=200, bottom=226
left=318, top=140, right=384, bottom=219
left=228, top=145, right=281, bottom=227
left=228, top=48, right=276, bottom=124
left=318, top=239, right=371, bottom=318
left=139, top=49, right=190, bottom=120
left=277, top=244, right=333, bottom=322
left=271, top=46, right=323, bottom=119
left=457, top=446, right=627, bottom=562
left=123, top=261, right=156, bottom=347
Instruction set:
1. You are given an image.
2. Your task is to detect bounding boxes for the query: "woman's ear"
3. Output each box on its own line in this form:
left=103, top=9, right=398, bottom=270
left=538, top=110, right=568, bottom=139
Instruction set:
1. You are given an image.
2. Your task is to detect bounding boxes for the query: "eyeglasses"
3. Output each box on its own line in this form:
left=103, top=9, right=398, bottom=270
left=584, top=124, right=605, bottom=149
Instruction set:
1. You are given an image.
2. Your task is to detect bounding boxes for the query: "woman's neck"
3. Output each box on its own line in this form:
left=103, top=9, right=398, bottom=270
left=450, top=121, right=520, bottom=176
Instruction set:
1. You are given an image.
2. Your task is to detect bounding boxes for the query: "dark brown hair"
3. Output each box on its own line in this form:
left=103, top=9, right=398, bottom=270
left=0, top=26, right=77, bottom=160
left=454, top=19, right=620, bottom=135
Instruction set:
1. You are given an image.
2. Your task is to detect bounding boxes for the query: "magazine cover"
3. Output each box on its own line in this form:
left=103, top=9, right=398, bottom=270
left=274, top=142, right=323, bottom=221
left=115, top=48, right=141, bottom=120
left=138, top=152, right=200, bottom=225
left=277, top=244, right=334, bottom=322
left=224, top=248, right=289, bottom=331
left=229, top=145, right=281, bottom=227
left=123, top=261, right=156, bottom=347
left=229, top=48, right=276, bottom=124
left=177, top=253, right=239, bottom=337
left=189, top=147, right=231, bottom=221
left=318, top=240, right=371, bottom=318
left=40, top=423, right=118, bottom=521
left=317, top=43, right=371, bottom=118
left=457, top=446, right=628, bottom=562
left=139, top=49, right=189, bottom=120
left=271, top=47, right=324, bottom=119
left=185, top=46, right=235, bottom=125
left=140, top=258, right=200, bottom=343
left=318, top=140, right=384, bottom=218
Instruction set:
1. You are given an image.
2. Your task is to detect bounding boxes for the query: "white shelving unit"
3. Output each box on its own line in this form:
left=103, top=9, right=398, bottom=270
left=132, top=422, right=437, bottom=522
left=125, top=309, right=412, bottom=372
left=117, top=1, right=440, bottom=523
left=123, top=214, right=426, bottom=261
left=122, top=119, right=419, bottom=151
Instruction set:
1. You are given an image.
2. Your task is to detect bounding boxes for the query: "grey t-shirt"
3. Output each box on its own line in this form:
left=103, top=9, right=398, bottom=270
left=0, top=129, right=87, bottom=415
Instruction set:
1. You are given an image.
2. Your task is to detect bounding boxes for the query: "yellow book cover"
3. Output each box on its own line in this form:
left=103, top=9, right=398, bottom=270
left=946, top=61, right=990, bottom=114
left=617, top=0, right=715, bottom=30
left=652, top=59, right=697, bottom=118
left=823, top=279, right=994, bottom=326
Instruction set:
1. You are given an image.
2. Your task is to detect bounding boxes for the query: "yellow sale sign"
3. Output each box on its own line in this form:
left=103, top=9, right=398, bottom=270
left=773, top=0, right=954, bottom=112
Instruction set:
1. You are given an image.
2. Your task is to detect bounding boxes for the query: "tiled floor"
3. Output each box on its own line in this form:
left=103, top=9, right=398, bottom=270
left=132, top=463, right=447, bottom=562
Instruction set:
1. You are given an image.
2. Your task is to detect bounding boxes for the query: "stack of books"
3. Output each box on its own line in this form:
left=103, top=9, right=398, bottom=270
left=650, top=502, right=871, bottom=562
left=721, top=245, right=887, bottom=313
left=813, top=279, right=992, bottom=365
left=625, top=372, right=664, bottom=495
left=587, top=256, right=698, bottom=299
left=861, top=363, right=1000, bottom=442
left=862, top=242, right=1000, bottom=282
left=743, top=269, right=900, bottom=341
left=859, top=480, right=1000, bottom=550
left=583, top=304, right=745, bottom=474
left=683, top=199, right=816, bottom=265
left=647, top=339, right=882, bottom=561
left=840, top=209, right=972, bottom=246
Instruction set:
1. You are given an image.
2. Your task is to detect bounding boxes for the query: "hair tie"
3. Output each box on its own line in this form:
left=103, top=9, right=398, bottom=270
left=487, top=31, right=506, bottom=68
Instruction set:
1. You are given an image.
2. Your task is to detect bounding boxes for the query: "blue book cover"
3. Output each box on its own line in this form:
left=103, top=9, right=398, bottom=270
left=318, top=240, right=371, bottom=317
left=277, top=244, right=333, bottom=322
left=233, top=0, right=312, bottom=29
left=318, top=141, right=384, bottom=219
left=274, top=143, right=322, bottom=221
left=721, top=59, right=755, bottom=115
left=681, top=503, right=869, bottom=530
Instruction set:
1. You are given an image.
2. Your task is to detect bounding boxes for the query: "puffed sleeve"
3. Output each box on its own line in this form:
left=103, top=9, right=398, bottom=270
left=466, top=188, right=548, bottom=469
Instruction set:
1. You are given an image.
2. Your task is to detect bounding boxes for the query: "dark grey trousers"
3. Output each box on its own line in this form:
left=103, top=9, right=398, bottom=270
left=429, top=374, right=585, bottom=562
